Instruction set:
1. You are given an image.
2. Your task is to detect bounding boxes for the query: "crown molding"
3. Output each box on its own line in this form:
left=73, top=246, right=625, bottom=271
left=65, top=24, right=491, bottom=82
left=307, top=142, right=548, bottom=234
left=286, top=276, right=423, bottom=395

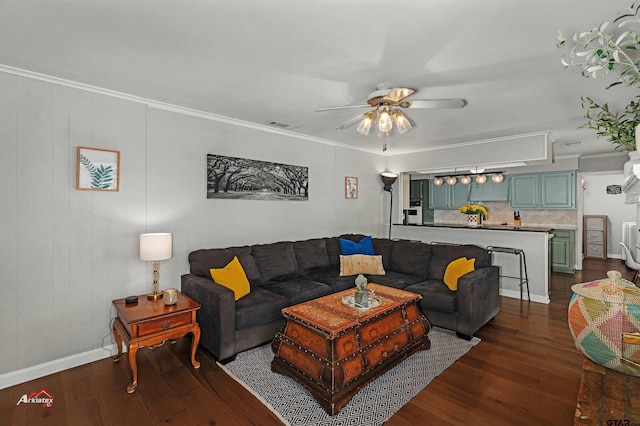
left=0, top=64, right=378, bottom=155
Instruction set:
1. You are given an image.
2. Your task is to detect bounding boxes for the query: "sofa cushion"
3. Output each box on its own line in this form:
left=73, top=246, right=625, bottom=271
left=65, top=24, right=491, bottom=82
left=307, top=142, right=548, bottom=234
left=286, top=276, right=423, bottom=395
left=252, top=241, right=298, bottom=283
left=263, top=278, right=332, bottom=305
left=372, top=238, right=395, bottom=270
left=339, top=254, right=385, bottom=276
left=235, top=288, right=289, bottom=330
left=391, top=240, right=431, bottom=278
left=304, top=269, right=356, bottom=292
left=339, top=235, right=374, bottom=255
left=324, top=237, right=342, bottom=267
left=365, top=270, right=424, bottom=289
left=209, top=256, right=251, bottom=300
left=405, top=280, right=457, bottom=313
left=294, top=239, right=330, bottom=275
left=189, top=246, right=262, bottom=285
left=430, top=244, right=489, bottom=281
left=444, top=257, right=475, bottom=291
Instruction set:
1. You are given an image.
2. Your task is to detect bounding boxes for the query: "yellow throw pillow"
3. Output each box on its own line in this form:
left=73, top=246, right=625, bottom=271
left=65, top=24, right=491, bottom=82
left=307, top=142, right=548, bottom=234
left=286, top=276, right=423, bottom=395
left=443, top=257, right=475, bottom=291
left=339, top=254, right=385, bottom=276
left=210, top=256, right=250, bottom=300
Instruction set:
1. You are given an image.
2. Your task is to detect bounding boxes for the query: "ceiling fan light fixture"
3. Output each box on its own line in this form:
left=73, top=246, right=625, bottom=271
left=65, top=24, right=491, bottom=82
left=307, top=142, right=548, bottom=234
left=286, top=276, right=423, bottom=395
left=356, top=113, right=373, bottom=135
left=378, top=108, right=392, bottom=133
left=492, top=173, right=504, bottom=183
left=394, top=110, right=412, bottom=134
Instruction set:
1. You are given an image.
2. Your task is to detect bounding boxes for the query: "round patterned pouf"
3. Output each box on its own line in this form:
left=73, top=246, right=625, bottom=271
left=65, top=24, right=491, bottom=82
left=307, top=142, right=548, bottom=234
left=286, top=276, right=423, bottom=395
left=568, top=271, right=640, bottom=376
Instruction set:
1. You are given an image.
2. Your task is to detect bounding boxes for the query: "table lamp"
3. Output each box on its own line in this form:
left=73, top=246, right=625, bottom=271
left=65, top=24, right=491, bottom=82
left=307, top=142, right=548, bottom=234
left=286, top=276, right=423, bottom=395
left=140, top=232, right=172, bottom=301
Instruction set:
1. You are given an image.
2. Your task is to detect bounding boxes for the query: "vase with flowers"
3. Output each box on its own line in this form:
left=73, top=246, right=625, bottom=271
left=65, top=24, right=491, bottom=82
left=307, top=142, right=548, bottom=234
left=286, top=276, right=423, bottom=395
left=459, top=204, right=487, bottom=227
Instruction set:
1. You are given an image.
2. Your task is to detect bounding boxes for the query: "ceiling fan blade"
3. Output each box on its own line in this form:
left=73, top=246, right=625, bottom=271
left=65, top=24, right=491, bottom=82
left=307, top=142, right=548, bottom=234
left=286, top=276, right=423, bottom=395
left=336, top=113, right=365, bottom=130
left=405, top=99, right=466, bottom=109
left=383, top=88, right=414, bottom=103
left=315, top=104, right=369, bottom=112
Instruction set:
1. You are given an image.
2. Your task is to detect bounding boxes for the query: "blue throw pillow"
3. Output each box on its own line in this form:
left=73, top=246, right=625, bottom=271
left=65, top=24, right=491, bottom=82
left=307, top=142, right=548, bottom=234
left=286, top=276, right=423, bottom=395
left=339, top=236, right=375, bottom=255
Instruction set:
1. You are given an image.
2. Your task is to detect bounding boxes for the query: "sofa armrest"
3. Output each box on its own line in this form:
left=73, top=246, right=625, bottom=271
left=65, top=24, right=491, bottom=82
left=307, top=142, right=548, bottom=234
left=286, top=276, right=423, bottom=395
left=180, top=273, right=237, bottom=361
left=455, top=265, right=500, bottom=337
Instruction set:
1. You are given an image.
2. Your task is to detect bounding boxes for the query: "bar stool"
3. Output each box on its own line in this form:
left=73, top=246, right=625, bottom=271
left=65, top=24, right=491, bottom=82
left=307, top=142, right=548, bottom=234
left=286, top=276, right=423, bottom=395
left=486, top=246, right=530, bottom=312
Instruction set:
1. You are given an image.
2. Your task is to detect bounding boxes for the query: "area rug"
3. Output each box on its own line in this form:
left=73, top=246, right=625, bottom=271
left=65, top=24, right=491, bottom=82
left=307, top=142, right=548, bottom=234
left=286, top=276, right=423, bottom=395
left=218, top=328, right=479, bottom=426
left=575, top=357, right=640, bottom=425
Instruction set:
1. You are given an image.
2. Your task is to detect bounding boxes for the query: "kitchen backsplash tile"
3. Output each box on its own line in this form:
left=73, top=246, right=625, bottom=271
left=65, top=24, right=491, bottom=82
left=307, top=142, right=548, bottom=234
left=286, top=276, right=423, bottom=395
left=434, top=201, right=577, bottom=227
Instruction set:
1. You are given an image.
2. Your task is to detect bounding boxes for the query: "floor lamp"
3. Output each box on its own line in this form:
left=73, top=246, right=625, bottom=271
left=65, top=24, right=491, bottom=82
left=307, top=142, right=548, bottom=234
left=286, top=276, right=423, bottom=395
left=381, top=172, right=398, bottom=239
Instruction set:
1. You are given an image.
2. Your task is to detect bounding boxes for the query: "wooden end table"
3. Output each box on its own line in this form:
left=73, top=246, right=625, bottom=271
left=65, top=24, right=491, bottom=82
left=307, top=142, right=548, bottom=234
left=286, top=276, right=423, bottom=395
left=112, top=290, right=201, bottom=393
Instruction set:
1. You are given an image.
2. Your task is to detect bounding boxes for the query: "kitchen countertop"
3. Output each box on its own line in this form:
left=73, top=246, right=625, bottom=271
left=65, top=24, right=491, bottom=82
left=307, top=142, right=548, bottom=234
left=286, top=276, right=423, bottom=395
left=393, top=222, right=553, bottom=233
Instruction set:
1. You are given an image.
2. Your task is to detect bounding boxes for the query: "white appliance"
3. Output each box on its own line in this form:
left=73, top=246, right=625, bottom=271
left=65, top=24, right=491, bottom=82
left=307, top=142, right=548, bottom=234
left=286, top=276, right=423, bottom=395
left=621, top=221, right=637, bottom=260
left=408, top=201, right=423, bottom=224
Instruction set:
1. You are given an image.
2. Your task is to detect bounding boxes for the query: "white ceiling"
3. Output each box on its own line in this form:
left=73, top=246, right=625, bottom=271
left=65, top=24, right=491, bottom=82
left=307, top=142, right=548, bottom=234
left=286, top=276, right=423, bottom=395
left=0, top=0, right=635, bottom=157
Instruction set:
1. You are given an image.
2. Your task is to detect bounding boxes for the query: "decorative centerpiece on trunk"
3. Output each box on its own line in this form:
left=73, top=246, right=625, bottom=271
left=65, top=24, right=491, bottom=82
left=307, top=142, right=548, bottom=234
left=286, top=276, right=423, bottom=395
left=459, top=204, right=487, bottom=227
left=341, top=274, right=382, bottom=310
left=354, top=274, right=369, bottom=307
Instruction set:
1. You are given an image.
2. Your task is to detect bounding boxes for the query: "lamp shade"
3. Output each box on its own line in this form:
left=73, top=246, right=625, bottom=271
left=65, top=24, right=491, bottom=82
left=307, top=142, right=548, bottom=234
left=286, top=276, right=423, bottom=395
left=381, top=172, right=398, bottom=191
left=378, top=109, right=392, bottom=133
left=356, top=113, right=373, bottom=135
left=140, top=233, right=172, bottom=261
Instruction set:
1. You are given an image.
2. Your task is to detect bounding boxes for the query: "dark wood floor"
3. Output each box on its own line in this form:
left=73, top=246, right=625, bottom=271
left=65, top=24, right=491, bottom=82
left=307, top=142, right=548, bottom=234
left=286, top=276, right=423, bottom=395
left=1, top=258, right=633, bottom=425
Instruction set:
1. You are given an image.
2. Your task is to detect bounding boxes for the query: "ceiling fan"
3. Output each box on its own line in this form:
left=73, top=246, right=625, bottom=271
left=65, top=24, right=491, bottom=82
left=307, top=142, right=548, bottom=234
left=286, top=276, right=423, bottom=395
left=316, top=83, right=466, bottom=151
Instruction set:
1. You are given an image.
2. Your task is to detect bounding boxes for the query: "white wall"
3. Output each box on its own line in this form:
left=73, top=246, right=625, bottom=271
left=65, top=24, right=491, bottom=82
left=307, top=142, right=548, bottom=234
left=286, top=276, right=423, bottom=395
left=580, top=171, right=636, bottom=258
left=0, top=70, right=386, bottom=378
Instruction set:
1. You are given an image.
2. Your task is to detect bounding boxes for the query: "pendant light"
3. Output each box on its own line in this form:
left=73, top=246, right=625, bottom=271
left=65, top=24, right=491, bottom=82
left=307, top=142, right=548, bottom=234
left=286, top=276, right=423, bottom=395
left=460, top=175, right=471, bottom=185
left=475, top=174, right=487, bottom=184
left=492, top=173, right=504, bottom=183
left=433, top=177, right=444, bottom=186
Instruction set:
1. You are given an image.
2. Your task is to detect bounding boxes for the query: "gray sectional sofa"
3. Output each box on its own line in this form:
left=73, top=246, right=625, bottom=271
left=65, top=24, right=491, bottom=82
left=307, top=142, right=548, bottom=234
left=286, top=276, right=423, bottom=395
left=181, top=234, right=500, bottom=361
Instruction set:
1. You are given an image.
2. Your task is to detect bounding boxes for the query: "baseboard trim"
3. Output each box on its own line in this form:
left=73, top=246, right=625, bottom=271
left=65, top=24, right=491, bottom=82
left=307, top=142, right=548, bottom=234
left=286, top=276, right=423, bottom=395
left=499, top=289, right=550, bottom=304
left=0, top=344, right=118, bottom=390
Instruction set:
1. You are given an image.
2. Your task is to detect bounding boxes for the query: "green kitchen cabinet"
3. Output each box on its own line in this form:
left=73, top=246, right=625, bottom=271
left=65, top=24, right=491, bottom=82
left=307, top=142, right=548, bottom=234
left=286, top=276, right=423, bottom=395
left=421, top=181, right=434, bottom=223
left=510, top=171, right=575, bottom=209
left=429, top=180, right=469, bottom=209
left=540, top=172, right=575, bottom=208
left=509, top=174, right=539, bottom=208
left=410, top=180, right=423, bottom=200
left=469, top=179, right=510, bottom=202
left=451, top=182, right=469, bottom=208
left=429, top=181, right=449, bottom=208
left=550, top=229, right=575, bottom=273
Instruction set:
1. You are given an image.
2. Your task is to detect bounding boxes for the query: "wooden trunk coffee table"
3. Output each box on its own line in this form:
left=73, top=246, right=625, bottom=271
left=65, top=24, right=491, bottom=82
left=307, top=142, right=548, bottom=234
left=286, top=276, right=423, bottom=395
left=271, top=283, right=431, bottom=415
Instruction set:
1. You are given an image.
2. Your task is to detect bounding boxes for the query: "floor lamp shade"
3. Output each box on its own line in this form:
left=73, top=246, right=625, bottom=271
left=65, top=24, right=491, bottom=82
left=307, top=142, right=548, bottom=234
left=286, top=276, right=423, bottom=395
left=381, top=172, right=398, bottom=192
left=140, top=233, right=172, bottom=261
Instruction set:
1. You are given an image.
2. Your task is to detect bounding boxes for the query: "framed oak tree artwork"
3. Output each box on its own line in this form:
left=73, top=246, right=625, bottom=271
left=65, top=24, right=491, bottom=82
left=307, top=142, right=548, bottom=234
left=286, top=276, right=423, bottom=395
left=207, top=154, right=308, bottom=200
left=76, top=146, right=120, bottom=191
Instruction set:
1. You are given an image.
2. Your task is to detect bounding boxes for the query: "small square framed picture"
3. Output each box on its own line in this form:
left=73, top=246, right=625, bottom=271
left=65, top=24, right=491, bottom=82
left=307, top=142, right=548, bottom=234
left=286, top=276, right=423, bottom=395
left=76, top=146, right=120, bottom=191
left=345, top=176, right=358, bottom=199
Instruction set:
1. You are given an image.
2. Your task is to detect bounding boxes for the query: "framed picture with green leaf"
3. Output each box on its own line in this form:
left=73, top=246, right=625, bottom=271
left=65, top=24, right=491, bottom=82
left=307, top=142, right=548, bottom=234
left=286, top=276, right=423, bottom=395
left=76, top=146, right=120, bottom=191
